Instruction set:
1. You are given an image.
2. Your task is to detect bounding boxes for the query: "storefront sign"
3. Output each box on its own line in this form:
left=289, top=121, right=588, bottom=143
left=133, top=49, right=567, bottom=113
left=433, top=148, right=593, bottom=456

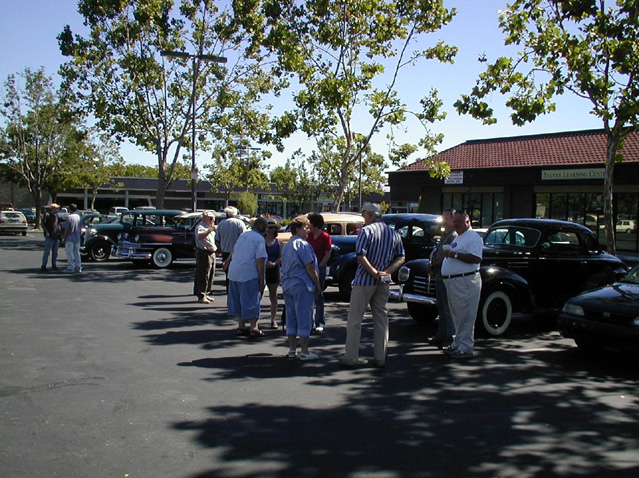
left=541, top=168, right=605, bottom=180
left=445, top=171, right=464, bottom=184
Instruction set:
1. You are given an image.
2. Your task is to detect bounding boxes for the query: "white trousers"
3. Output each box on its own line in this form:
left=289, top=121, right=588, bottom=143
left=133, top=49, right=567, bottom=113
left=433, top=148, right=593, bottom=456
left=445, top=273, right=481, bottom=353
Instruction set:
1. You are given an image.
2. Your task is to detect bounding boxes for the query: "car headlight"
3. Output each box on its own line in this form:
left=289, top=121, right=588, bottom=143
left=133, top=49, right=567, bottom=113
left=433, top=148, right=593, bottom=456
left=562, top=302, right=584, bottom=316
left=88, top=227, right=97, bottom=236
left=134, top=235, right=140, bottom=242
left=398, top=266, right=410, bottom=283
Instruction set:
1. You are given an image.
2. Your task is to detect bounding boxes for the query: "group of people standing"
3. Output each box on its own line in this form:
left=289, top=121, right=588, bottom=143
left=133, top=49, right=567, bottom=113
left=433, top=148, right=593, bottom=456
left=40, top=203, right=83, bottom=274
left=195, top=203, right=409, bottom=366
left=428, top=209, right=483, bottom=358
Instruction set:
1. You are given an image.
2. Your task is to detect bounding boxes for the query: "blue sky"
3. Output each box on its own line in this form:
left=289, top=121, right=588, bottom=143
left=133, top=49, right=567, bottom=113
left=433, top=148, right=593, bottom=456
left=0, top=0, right=602, bottom=170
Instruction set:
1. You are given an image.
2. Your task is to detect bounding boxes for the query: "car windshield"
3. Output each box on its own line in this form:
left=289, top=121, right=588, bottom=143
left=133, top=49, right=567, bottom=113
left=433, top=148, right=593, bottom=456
left=621, top=266, right=639, bottom=284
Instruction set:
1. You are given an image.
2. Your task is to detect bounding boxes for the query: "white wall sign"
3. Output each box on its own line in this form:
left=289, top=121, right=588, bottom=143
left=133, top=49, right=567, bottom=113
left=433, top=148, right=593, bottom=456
left=541, top=168, right=605, bottom=180
left=445, top=171, right=464, bottom=184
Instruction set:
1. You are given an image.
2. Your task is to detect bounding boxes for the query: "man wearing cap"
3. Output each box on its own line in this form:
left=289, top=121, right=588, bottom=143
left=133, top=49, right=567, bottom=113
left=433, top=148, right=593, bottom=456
left=41, top=203, right=61, bottom=272
left=441, top=211, right=483, bottom=359
left=194, top=211, right=217, bottom=304
left=339, top=203, right=405, bottom=368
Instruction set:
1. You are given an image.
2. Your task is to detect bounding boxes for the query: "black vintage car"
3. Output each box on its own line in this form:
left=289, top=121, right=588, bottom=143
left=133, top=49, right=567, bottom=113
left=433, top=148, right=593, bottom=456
left=115, top=211, right=204, bottom=268
left=326, top=213, right=442, bottom=299
left=558, top=264, right=639, bottom=352
left=393, top=218, right=628, bottom=336
left=82, top=209, right=185, bottom=262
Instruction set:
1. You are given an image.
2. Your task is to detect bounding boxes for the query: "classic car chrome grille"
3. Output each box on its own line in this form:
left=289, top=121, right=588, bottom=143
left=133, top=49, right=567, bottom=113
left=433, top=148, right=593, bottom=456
left=412, top=274, right=436, bottom=296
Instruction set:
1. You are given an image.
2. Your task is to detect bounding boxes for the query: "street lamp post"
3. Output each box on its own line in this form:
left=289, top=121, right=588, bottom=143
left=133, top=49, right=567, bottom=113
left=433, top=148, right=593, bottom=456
left=161, top=50, right=227, bottom=212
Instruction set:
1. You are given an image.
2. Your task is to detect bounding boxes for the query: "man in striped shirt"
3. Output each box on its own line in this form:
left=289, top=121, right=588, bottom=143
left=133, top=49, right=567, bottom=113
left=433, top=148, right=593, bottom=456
left=339, top=204, right=405, bottom=368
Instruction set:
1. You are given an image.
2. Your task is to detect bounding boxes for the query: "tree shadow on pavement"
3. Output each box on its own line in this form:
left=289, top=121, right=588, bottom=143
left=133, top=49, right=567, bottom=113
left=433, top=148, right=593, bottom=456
left=171, top=340, right=639, bottom=478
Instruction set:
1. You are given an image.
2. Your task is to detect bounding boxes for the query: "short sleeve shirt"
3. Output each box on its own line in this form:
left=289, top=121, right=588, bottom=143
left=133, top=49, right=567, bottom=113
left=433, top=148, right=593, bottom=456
left=64, top=213, right=82, bottom=242
left=195, top=220, right=216, bottom=252
left=281, top=236, right=319, bottom=293
left=227, top=230, right=268, bottom=282
left=441, top=228, right=483, bottom=276
left=353, top=220, right=405, bottom=287
left=306, top=230, right=332, bottom=263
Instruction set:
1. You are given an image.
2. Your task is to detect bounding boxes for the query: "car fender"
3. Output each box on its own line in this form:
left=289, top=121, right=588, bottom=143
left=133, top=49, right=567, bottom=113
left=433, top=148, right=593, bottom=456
left=479, top=265, right=535, bottom=314
left=85, top=234, right=118, bottom=248
left=326, top=251, right=358, bottom=284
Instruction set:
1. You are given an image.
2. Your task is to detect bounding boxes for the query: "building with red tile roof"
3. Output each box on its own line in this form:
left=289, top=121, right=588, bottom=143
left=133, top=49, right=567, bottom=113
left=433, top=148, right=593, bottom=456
left=388, top=129, right=639, bottom=251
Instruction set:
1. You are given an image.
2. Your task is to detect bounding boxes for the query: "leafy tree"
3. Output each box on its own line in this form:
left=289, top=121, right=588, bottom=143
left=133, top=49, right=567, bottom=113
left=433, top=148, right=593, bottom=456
left=270, top=150, right=319, bottom=214
left=0, top=67, right=87, bottom=227
left=454, top=0, right=639, bottom=255
left=59, top=0, right=283, bottom=209
left=236, top=190, right=257, bottom=216
left=235, top=0, right=456, bottom=211
left=206, top=142, right=270, bottom=207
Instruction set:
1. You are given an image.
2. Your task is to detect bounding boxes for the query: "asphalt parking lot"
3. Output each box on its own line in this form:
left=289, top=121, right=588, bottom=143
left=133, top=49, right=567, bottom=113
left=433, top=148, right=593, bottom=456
left=1, top=233, right=639, bottom=478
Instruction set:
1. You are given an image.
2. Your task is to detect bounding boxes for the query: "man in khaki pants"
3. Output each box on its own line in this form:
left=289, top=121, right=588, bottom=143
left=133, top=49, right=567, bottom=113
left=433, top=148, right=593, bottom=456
left=339, top=204, right=405, bottom=368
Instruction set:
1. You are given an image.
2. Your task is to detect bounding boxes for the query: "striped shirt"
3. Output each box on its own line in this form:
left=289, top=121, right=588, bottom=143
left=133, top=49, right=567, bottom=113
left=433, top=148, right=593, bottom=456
left=353, top=220, right=405, bottom=286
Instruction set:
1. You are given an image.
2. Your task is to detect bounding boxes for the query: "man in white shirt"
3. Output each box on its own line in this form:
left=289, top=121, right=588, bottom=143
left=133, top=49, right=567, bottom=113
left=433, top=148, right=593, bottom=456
left=441, top=211, right=483, bottom=358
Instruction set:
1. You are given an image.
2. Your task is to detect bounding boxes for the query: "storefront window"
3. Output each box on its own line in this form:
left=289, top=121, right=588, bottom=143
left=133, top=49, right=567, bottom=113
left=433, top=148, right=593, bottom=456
left=616, top=193, right=639, bottom=252
left=536, top=193, right=550, bottom=218
left=551, top=193, right=567, bottom=220
left=443, top=192, right=503, bottom=227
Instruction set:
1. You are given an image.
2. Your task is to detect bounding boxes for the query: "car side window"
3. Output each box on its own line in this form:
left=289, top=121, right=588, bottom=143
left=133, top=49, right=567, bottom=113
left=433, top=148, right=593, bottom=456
left=544, top=231, right=581, bottom=254
left=346, top=223, right=361, bottom=235
left=395, top=225, right=409, bottom=239
left=484, top=227, right=509, bottom=245
left=325, top=223, right=342, bottom=235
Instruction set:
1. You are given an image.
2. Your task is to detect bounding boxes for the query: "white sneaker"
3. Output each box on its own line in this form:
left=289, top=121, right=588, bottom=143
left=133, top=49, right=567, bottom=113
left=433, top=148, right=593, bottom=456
left=299, top=352, right=319, bottom=361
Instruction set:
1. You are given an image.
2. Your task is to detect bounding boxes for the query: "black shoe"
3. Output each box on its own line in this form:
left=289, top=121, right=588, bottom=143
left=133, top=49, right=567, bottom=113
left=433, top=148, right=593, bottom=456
left=40, top=266, right=47, bottom=272
left=428, top=337, right=452, bottom=349
left=52, top=266, right=58, bottom=271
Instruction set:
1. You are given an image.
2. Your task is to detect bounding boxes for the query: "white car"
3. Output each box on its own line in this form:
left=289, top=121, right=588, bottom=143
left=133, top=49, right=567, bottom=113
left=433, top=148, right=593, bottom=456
left=616, top=219, right=637, bottom=234
left=0, top=210, right=28, bottom=236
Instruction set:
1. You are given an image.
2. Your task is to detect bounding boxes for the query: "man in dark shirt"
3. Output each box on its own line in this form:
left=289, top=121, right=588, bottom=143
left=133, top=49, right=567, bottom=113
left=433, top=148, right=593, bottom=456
left=41, top=204, right=61, bottom=272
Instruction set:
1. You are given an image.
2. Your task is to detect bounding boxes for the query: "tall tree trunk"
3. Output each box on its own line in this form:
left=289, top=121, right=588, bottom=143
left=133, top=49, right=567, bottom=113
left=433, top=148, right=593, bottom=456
left=156, top=164, right=166, bottom=209
left=603, top=134, right=619, bottom=255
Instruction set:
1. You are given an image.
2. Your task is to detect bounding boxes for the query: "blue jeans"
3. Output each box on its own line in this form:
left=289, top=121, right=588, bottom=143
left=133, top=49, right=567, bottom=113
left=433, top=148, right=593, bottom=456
left=42, top=237, right=59, bottom=268
left=314, top=266, right=326, bottom=327
left=65, top=240, right=82, bottom=271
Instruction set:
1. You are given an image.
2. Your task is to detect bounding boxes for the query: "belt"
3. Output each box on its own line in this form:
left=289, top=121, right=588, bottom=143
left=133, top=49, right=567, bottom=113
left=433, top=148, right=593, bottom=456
left=442, top=270, right=479, bottom=280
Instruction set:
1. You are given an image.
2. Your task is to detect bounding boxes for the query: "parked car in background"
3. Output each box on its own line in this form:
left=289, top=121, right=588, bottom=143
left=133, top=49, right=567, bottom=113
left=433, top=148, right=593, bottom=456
left=0, top=202, right=14, bottom=211
left=326, top=213, right=442, bottom=299
left=394, top=218, right=628, bottom=336
left=109, top=207, right=129, bottom=216
left=82, top=209, right=184, bottom=262
left=16, top=208, right=36, bottom=226
left=0, top=210, right=28, bottom=236
left=616, top=219, right=637, bottom=234
left=115, top=211, right=202, bottom=268
left=558, top=264, right=639, bottom=352
left=278, top=212, right=365, bottom=245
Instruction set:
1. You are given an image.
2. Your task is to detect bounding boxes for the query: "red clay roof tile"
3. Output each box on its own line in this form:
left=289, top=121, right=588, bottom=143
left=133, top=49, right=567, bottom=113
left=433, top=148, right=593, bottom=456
left=401, top=129, right=639, bottom=171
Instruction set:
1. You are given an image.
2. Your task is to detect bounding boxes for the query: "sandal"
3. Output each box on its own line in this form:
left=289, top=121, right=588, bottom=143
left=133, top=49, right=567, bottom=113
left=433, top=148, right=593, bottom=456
left=249, top=329, right=265, bottom=338
left=235, top=328, right=250, bottom=336
left=270, top=322, right=278, bottom=329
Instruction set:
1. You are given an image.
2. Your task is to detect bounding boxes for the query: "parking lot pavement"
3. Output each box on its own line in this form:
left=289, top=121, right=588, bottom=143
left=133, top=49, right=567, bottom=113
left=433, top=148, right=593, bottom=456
left=2, top=235, right=639, bottom=478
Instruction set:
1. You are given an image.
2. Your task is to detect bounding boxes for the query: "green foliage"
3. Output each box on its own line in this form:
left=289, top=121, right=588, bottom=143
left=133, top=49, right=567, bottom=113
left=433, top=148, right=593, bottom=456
left=0, top=67, right=88, bottom=226
left=270, top=150, right=319, bottom=211
left=236, top=0, right=457, bottom=211
left=59, top=0, right=286, bottom=208
left=453, top=0, right=639, bottom=255
left=236, top=190, right=257, bottom=216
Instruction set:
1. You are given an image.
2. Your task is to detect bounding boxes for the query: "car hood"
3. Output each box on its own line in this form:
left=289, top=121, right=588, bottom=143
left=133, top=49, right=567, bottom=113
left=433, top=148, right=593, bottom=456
left=569, top=282, right=639, bottom=312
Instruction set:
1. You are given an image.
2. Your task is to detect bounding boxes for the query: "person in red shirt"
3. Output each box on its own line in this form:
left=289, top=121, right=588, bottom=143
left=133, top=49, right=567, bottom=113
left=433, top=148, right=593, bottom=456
left=306, top=213, right=332, bottom=332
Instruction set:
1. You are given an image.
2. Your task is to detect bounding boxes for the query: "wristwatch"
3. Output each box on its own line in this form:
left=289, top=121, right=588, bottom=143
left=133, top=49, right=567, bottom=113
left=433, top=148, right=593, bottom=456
left=454, top=252, right=459, bottom=259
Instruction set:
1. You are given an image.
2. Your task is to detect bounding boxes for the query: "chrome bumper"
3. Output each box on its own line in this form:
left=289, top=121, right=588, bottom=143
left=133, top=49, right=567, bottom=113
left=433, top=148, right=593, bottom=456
left=116, top=244, right=152, bottom=260
left=390, top=285, right=438, bottom=305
